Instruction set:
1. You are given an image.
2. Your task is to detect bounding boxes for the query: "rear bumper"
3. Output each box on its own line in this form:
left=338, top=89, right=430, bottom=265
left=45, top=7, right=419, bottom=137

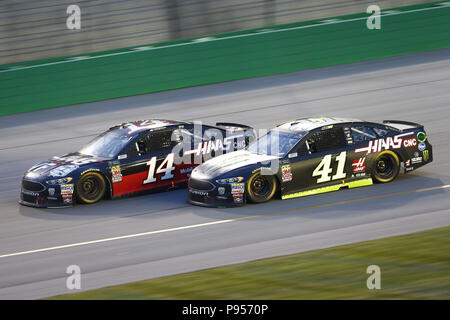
left=404, top=142, right=433, bottom=173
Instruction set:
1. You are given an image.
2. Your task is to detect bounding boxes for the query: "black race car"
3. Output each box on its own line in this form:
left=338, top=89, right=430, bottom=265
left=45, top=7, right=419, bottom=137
left=188, top=117, right=433, bottom=207
left=20, top=119, right=255, bottom=208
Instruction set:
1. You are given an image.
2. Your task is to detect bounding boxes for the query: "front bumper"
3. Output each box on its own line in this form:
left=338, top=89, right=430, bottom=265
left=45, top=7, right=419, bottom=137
left=19, top=180, right=74, bottom=208
left=187, top=178, right=246, bottom=208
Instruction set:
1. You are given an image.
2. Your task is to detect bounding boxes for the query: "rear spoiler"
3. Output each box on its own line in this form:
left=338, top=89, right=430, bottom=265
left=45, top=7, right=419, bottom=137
left=383, top=120, right=424, bottom=130
left=215, top=122, right=253, bottom=130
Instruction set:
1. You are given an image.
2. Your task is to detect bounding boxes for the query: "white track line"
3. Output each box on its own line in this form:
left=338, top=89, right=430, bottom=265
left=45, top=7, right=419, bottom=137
left=1, top=184, right=449, bottom=259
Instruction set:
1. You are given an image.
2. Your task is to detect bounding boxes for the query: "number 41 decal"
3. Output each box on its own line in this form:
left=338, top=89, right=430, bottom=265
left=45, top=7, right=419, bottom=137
left=312, top=151, right=347, bottom=183
left=143, top=153, right=175, bottom=184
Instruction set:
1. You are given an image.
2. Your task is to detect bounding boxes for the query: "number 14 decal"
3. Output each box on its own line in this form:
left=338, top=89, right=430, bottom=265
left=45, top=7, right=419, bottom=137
left=143, top=153, right=176, bottom=184
left=312, top=151, right=347, bottom=183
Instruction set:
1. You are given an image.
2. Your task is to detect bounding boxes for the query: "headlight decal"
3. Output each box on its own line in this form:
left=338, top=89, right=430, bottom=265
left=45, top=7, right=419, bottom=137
left=216, top=177, right=244, bottom=184
left=46, top=177, right=73, bottom=185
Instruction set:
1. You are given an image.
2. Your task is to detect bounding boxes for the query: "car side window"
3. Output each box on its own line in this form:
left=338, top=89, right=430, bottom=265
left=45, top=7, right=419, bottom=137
left=306, top=127, right=347, bottom=153
left=147, top=129, right=176, bottom=153
left=372, top=126, right=389, bottom=138
left=127, top=129, right=176, bottom=157
left=294, top=142, right=309, bottom=156
left=351, top=126, right=377, bottom=143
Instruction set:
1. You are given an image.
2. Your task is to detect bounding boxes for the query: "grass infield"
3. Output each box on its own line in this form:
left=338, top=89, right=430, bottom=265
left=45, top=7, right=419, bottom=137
left=50, top=226, right=450, bottom=299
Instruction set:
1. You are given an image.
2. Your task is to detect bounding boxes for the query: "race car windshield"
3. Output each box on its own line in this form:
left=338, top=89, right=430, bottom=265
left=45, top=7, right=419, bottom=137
left=247, top=130, right=306, bottom=157
left=79, top=129, right=135, bottom=158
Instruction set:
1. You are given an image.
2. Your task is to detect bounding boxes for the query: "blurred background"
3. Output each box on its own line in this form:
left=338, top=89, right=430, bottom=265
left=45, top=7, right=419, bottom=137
left=0, top=0, right=435, bottom=65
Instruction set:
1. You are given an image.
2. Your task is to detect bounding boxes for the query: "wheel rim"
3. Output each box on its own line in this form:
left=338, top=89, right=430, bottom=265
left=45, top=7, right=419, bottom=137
left=251, top=176, right=270, bottom=197
left=78, top=174, right=103, bottom=202
left=375, top=156, right=394, bottom=178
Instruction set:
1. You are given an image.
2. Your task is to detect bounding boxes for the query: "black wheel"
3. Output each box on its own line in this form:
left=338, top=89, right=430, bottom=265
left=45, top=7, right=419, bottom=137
left=246, top=172, right=277, bottom=203
left=372, top=150, right=400, bottom=183
left=76, top=171, right=106, bottom=204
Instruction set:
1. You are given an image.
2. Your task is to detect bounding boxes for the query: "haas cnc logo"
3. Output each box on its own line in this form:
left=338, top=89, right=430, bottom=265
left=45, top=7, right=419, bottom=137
left=403, top=138, right=417, bottom=148
left=355, top=132, right=414, bottom=154
left=352, top=157, right=366, bottom=173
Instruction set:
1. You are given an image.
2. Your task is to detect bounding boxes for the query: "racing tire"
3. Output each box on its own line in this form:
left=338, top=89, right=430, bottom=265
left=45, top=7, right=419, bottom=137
left=76, top=171, right=107, bottom=204
left=246, top=172, right=277, bottom=203
left=372, top=150, right=400, bottom=183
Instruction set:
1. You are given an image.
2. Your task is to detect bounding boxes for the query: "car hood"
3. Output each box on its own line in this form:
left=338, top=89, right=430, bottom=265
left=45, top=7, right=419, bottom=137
left=193, top=150, right=280, bottom=179
left=25, top=153, right=104, bottom=178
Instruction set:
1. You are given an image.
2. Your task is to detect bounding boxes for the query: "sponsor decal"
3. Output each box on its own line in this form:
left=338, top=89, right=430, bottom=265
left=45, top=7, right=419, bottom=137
left=51, top=155, right=98, bottom=166
left=405, top=166, right=415, bottom=172
left=355, top=132, right=414, bottom=154
left=218, top=187, right=225, bottom=195
left=118, top=154, right=127, bottom=160
left=62, top=195, right=73, bottom=204
left=231, top=182, right=244, bottom=203
left=288, top=153, right=297, bottom=158
left=344, top=128, right=353, bottom=144
left=233, top=196, right=243, bottom=203
left=405, top=159, right=411, bottom=167
left=61, top=184, right=74, bottom=195
left=22, top=190, right=39, bottom=196
left=48, top=164, right=79, bottom=177
left=231, top=183, right=245, bottom=195
left=411, top=157, right=423, bottom=164
left=190, top=189, right=208, bottom=196
left=414, top=152, right=419, bottom=158
left=352, top=157, right=366, bottom=173
left=184, top=137, right=243, bottom=157
left=111, top=165, right=123, bottom=183
left=281, top=165, right=293, bottom=182
left=423, top=150, right=430, bottom=162
left=403, top=138, right=417, bottom=148
left=48, top=188, right=55, bottom=196
left=81, top=168, right=100, bottom=175
left=124, top=120, right=169, bottom=135
left=417, top=132, right=427, bottom=143
left=418, top=142, right=426, bottom=152
left=180, top=167, right=195, bottom=175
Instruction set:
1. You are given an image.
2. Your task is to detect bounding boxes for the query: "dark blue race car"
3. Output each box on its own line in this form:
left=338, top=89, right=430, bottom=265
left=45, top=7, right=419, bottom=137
left=20, top=119, right=255, bottom=208
left=188, top=117, right=433, bottom=207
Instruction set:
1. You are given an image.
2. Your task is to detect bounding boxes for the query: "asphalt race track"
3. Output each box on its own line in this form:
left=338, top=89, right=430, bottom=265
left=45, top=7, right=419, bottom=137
left=1, top=48, right=450, bottom=299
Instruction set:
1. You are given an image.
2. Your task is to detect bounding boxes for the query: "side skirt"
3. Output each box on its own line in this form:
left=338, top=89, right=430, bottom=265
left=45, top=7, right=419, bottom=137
left=281, top=178, right=373, bottom=200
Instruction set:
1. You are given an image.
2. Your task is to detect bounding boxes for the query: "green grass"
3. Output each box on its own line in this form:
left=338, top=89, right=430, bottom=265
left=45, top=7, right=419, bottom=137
left=50, top=226, right=450, bottom=299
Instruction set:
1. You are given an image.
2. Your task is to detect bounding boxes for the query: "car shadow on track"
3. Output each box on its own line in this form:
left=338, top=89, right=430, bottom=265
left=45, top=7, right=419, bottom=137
left=18, top=172, right=448, bottom=225
left=190, top=172, right=449, bottom=220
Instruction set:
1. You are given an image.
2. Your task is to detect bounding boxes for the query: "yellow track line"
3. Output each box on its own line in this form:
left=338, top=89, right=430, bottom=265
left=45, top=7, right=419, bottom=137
left=1, top=184, right=449, bottom=259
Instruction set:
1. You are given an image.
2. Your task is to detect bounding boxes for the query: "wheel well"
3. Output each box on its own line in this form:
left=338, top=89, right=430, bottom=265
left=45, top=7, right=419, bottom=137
left=272, top=174, right=282, bottom=198
left=102, top=172, right=113, bottom=199
left=392, top=149, right=405, bottom=164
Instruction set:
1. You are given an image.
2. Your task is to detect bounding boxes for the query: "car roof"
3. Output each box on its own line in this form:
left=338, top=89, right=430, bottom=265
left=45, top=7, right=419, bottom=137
left=110, top=119, right=190, bottom=135
left=276, top=116, right=363, bottom=133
